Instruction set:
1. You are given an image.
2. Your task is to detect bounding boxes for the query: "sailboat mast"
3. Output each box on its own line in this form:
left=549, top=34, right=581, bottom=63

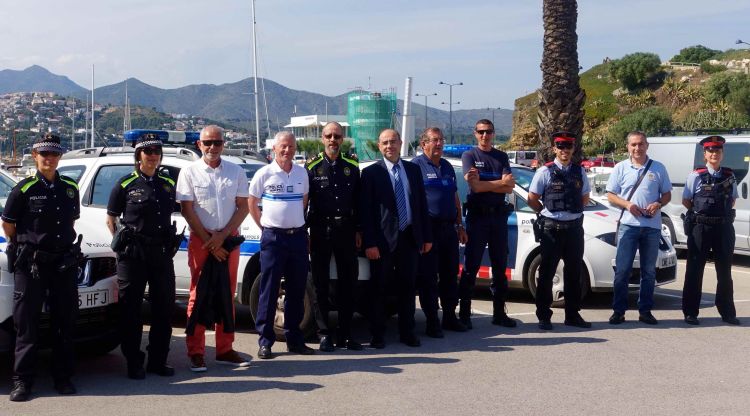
left=251, top=0, right=261, bottom=153
left=91, top=64, right=95, bottom=148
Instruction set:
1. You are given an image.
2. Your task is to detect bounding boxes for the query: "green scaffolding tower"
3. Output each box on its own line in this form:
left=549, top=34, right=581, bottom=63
left=347, top=90, right=397, bottom=161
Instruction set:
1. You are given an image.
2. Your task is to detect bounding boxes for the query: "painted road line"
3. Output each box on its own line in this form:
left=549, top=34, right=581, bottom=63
left=656, top=292, right=712, bottom=304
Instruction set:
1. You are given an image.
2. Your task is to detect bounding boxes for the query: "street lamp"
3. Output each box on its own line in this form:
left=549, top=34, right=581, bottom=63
left=737, top=39, right=750, bottom=47
left=488, top=107, right=502, bottom=129
left=414, top=92, right=437, bottom=131
left=439, top=81, right=463, bottom=143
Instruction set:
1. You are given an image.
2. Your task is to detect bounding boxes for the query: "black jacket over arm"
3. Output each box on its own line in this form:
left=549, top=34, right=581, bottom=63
left=360, top=159, right=432, bottom=253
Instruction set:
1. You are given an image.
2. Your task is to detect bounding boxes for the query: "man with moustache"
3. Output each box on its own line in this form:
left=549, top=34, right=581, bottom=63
left=305, top=122, right=363, bottom=351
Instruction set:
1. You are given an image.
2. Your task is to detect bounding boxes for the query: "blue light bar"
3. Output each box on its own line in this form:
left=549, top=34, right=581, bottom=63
left=123, top=129, right=200, bottom=145
left=442, top=144, right=473, bottom=158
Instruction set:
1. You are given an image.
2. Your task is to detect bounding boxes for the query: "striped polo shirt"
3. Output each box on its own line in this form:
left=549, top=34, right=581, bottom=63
left=249, top=161, right=309, bottom=228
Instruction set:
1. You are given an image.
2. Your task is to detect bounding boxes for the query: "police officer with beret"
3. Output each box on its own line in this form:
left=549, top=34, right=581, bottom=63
left=306, top=122, right=364, bottom=352
left=682, top=135, right=740, bottom=326
left=2, top=133, right=80, bottom=401
left=459, top=119, right=517, bottom=329
left=413, top=127, right=468, bottom=337
left=527, top=132, right=591, bottom=330
left=106, top=133, right=177, bottom=379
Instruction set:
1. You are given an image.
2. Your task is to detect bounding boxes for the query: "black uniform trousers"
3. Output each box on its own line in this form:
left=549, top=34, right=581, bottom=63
left=117, top=247, right=175, bottom=370
left=459, top=211, right=509, bottom=313
left=13, top=261, right=78, bottom=383
left=310, top=222, right=358, bottom=339
left=682, top=222, right=736, bottom=319
left=418, top=220, right=459, bottom=324
left=536, top=221, right=584, bottom=321
left=369, top=226, right=418, bottom=338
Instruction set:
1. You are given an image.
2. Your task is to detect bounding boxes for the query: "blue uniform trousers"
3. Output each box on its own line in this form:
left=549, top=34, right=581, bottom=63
left=256, top=228, right=309, bottom=347
left=459, top=212, right=509, bottom=311
left=418, top=220, right=459, bottom=323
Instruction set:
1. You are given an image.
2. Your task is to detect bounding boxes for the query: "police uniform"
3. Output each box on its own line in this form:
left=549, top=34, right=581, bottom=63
left=2, top=134, right=80, bottom=400
left=528, top=133, right=591, bottom=329
left=459, top=146, right=516, bottom=328
left=106, top=134, right=177, bottom=378
left=306, top=151, right=362, bottom=350
left=682, top=136, right=740, bottom=325
left=413, top=153, right=466, bottom=336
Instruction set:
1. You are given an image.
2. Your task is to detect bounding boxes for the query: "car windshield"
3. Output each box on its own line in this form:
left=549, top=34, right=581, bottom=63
left=511, top=166, right=534, bottom=191
left=240, top=163, right=263, bottom=181
left=0, top=171, right=17, bottom=215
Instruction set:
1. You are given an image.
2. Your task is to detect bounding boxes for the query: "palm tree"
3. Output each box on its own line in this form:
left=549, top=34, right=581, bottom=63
left=537, top=0, right=586, bottom=162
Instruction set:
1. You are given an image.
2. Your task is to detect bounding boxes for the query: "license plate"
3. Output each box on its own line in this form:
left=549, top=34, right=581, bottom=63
left=78, top=289, right=110, bottom=309
left=660, top=256, right=676, bottom=268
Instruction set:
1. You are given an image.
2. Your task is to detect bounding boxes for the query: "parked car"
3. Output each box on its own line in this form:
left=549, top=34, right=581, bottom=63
left=581, top=156, right=615, bottom=170
left=0, top=169, right=120, bottom=354
left=507, top=150, right=538, bottom=168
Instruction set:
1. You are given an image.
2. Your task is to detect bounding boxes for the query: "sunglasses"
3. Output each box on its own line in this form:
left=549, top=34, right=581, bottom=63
left=475, top=129, right=494, bottom=135
left=201, top=140, right=224, bottom=147
left=142, top=147, right=162, bottom=156
left=324, top=133, right=343, bottom=140
left=39, top=151, right=62, bottom=157
left=555, top=143, right=574, bottom=150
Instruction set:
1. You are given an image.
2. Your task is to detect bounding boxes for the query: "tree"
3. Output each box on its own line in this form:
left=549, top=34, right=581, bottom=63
left=670, top=45, right=722, bottom=64
left=537, top=0, right=585, bottom=162
left=608, top=107, right=673, bottom=142
left=608, top=52, right=662, bottom=91
left=703, top=72, right=750, bottom=114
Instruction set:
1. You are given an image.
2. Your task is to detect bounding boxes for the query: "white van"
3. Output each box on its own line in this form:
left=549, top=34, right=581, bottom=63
left=648, top=134, right=750, bottom=255
left=507, top=150, right=538, bottom=168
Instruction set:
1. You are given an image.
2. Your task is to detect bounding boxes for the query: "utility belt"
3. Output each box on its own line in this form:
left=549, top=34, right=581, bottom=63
left=694, top=213, right=734, bottom=225
left=266, top=226, right=306, bottom=235
left=463, top=201, right=514, bottom=217
left=311, top=215, right=353, bottom=228
left=532, top=216, right=583, bottom=242
left=112, top=224, right=184, bottom=259
left=9, top=235, right=84, bottom=278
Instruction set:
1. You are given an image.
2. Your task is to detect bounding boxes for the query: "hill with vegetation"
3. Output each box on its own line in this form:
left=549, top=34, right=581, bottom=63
left=510, top=46, right=750, bottom=157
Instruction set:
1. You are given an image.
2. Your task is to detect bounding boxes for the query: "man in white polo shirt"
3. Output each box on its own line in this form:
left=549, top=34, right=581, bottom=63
left=249, top=131, right=312, bottom=360
left=176, top=125, right=250, bottom=372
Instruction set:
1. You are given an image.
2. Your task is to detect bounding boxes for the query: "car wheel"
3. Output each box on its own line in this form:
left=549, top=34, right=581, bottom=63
left=661, top=215, right=676, bottom=246
left=249, top=273, right=316, bottom=342
left=240, top=254, right=261, bottom=306
left=526, top=252, right=590, bottom=308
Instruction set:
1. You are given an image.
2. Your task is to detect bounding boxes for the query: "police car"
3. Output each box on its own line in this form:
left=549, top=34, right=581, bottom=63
left=0, top=169, right=120, bottom=354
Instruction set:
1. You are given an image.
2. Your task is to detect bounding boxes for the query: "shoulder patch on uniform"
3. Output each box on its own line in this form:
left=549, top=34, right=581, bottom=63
left=306, top=157, right=323, bottom=170
left=694, top=167, right=708, bottom=173
left=158, top=175, right=175, bottom=186
left=59, top=175, right=79, bottom=190
left=544, top=161, right=555, bottom=167
left=20, top=177, right=39, bottom=193
left=341, top=154, right=359, bottom=167
left=120, top=171, right=139, bottom=188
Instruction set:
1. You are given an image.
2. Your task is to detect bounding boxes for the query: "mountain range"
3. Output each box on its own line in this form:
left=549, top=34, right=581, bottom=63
left=0, top=65, right=513, bottom=134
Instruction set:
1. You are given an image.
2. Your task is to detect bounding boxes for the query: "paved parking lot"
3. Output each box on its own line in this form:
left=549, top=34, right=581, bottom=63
left=2, top=256, right=750, bottom=415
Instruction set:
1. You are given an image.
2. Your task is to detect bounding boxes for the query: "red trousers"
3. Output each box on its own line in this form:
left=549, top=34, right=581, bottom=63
left=186, top=232, right=240, bottom=357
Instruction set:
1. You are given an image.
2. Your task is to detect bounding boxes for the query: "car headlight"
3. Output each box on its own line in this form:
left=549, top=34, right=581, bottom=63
left=595, top=232, right=617, bottom=247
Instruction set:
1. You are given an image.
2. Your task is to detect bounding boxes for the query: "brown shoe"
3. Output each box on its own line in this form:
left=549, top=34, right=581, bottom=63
left=215, top=350, right=251, bottom=367
left=189, top=354, right=207, bottom=372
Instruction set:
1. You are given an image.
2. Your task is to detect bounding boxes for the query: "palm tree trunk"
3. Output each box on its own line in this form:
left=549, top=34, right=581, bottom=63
left=538, top=0, right=586, bottom=162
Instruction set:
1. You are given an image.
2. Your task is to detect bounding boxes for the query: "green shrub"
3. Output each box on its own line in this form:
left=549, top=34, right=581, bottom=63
left=676, top=108, right=750, bottom=130
left=608, top=107, right=673, bottom=141
left=703, top=72, right=750, bottom=114
left=699, top=61, right=727, bottom=74
left=608, top=52, right=662, bottom=90
left=671, top=45, right=722, bottom=64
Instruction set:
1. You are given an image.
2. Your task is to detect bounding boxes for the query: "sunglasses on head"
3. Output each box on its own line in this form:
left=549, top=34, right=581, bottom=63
left=142, top=147, right=162, bottom=156
left=555, top=142, right=574, bottom=150
left=324, top=133, right=343, bottom=140
left=38, top=150, right=62, bottom=157
left=201, top=140, right=224, bottom=147
left=475, top=129, right=494, bottom=135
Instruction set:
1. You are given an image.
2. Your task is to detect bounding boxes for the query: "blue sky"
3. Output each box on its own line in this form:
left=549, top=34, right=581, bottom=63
left=2, top=0, right=748, bottom=110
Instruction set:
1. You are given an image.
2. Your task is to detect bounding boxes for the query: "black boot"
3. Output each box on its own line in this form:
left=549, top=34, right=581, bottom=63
left=491, top=300, right=517, bottom=328
left=458, top=300, right=473, bottom=330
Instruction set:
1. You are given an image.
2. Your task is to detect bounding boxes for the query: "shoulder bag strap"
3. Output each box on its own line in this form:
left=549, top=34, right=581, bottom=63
left=616, top=158, right=653, bottom=224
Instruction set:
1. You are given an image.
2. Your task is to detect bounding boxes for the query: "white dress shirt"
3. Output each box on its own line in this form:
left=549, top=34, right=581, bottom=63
left=383, top=158, right=412, bottom=226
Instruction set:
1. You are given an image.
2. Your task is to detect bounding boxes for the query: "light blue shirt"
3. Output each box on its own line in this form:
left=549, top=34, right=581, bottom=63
left=383, top=158, right=412, bottom=226
left=529, top=159, right=590, bottom=221
left=682, top=165, right=738, bottom=201
left=606, top=157, right=672, bottom=229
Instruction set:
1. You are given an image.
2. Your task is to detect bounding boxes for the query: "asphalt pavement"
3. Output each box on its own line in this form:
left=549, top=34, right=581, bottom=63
left=1, top=256, right=749, bottom=416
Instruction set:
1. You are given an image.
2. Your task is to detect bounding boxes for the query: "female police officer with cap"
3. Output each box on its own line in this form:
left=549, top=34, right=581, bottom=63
left=106, top=133, right=177, bottom=379
left=2, top=133, right=80, bottom=401
left=682, top=135, right=740, bottom=326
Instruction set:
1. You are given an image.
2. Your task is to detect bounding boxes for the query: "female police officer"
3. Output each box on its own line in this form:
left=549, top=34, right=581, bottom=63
left=106, top=133, right=177, bottom=379
left=2, top=133, right=80, bottom=401
left=682, top=135, right=740, bottom=326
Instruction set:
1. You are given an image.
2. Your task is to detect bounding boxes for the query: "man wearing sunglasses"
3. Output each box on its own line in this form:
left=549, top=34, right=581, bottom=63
left=176, top=125, right=251, bottom=371
left=3, top=133, right=80, bottom=401
left=305, top=122, right=364, bottom=352
left=527, top=132, right=591, bottom=330
left=459, top=119, right=517, bottom=329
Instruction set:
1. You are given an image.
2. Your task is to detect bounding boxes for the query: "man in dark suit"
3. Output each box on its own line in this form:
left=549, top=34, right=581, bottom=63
left=361, top=128, right=432, bottom=348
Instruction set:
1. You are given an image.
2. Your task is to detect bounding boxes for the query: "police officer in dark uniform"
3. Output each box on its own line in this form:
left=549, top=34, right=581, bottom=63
left=682, top=135, right=740, bottom=326
left=459, top=119, right=517, bottom=329
left=106, top=133, right=177, bottom=379
left=306, top=122, right=363, bottom=352
left=527, top=132, right=592, bottom=330
left=413, top=127, right=468, bottom=337
left=2, top=133, right=80, bottom=401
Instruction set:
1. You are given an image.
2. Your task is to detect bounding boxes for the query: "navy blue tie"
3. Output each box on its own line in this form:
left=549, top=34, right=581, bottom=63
left=392, top=164, right=408, bottom=231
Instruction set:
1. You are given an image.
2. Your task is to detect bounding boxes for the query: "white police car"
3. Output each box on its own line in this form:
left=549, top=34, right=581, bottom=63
left=0, top=169, right=120, bottom=354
